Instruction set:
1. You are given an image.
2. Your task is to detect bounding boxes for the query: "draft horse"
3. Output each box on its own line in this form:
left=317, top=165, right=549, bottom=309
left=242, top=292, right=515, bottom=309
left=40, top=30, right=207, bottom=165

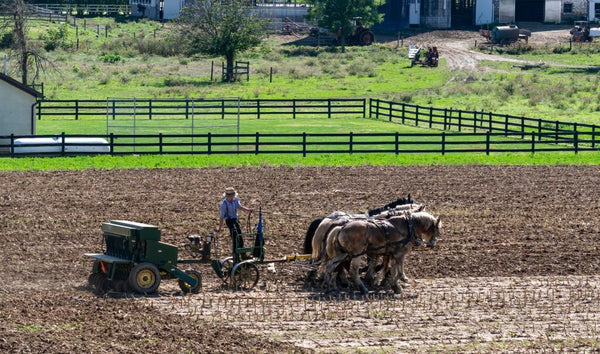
left=324, top=211, right=441, bottom=294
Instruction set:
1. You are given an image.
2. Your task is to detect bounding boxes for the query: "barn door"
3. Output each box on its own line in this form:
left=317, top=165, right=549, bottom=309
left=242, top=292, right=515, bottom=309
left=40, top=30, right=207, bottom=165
left=475, top=0, right=493, bottom=25
left=452, top=0, right=474, bottom=27
left=409, top=0, right=420, bottom=25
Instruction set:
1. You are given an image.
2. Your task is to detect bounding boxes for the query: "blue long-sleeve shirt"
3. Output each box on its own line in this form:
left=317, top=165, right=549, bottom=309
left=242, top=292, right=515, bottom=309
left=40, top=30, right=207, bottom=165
left=220, top=198, right=242, bottom=219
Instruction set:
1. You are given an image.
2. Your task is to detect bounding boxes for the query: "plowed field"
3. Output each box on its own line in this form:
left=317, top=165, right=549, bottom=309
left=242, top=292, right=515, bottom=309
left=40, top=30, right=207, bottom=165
left=1, top=165, right=599, bottom=352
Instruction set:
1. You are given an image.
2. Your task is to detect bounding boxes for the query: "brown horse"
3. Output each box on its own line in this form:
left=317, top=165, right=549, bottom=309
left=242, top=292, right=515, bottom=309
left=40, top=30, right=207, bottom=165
left=324, top=211, right=441, bottom=294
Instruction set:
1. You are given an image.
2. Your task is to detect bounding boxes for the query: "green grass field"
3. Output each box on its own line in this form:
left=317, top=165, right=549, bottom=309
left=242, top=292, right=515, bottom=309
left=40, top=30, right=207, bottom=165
left=1, top=18, right=599, bottom=169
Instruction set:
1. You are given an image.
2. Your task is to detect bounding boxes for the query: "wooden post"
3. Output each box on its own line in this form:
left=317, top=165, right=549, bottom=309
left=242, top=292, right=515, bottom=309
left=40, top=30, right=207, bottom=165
left=255, top=132, right=259, bottom=155
left=302, top=132, right=306, bottom=157
left=441, top=132, right=445, bottom=155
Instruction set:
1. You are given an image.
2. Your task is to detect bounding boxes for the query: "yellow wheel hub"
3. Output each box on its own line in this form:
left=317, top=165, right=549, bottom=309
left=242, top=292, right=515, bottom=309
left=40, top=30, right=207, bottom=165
left=136, top=269, right=156, bottom=288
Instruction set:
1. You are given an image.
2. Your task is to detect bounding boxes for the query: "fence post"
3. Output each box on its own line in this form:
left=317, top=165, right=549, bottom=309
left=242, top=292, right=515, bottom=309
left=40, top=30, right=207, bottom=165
left=257, top=100, right=261, bottom=120
left=110, top=133, right=114, bottom=155
left=473, top=111, right=477, bottom=133
left=368, top=99, right=372, bottom=119
left=112, top=100, right=116, bottom=120
left=458, top=110, right=461, bottom=132
left=592, top=125, right=596, bottom=149
left=255, top=132, right=259, bottom=155
left=60, top=132, right=66, bottom=156
left=159, top=133, right=163, bottom=154
left=207, top=132, right=212, bottom=155
left=149, top=99, right=153, bottom=120
left=302, top=132, right=306, bottom=157
left=388, top=103, right=392, bottom=122
left=488, top=112, right=492, bottom=131
left=401, top=103, right=405, bottom=124
left=75, top=100, right=79, bottom=120
left=362, top=98, right=366, bottom=118
left=504, top=114, right=509, bottom=136
left=486, top=131, right=490, bottom=155
left=328, top=99, right=331, bottom=119
left=429, top=107, right=433, bottom=128
left=415, top=106, right=419, bottom=127
left=574, top=126, right=578, bottom=154
left=441, top=132, right=445, bottom=155
left=293, top=99, right=296, bottom=119
left=221, top=99, right=225, bottom=120
left=555, top=121, right=559, bottom=142
left=531, top=132, right=535, bottom=153
left=185, top=98, right=189, bottom=119
left=538, top=119, right=542, bottom=141
left=37, top=101, right=42, bottom=120
left=10, top=133, right=14, bottom=156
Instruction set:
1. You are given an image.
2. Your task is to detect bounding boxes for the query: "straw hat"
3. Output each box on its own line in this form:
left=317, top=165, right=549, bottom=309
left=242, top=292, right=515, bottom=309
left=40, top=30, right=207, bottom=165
left=224, top=187, right=237, bottom=197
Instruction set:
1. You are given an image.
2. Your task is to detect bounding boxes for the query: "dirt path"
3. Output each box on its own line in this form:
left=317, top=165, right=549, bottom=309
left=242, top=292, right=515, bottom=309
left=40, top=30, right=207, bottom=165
left=398, top=25, right=575, bottom=71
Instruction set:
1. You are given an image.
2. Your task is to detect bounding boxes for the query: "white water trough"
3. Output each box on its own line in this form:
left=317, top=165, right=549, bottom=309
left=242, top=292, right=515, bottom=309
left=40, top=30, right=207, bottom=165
left=13, top=137, right=111, bottom=154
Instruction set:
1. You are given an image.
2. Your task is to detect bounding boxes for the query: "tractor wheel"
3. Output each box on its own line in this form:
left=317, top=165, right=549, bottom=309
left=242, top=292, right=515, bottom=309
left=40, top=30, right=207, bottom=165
left=232, top=262, right=259, bottom=291
left=128, top=263, right=161, bottom=294
left=178, top=269, right=203, bottom=294
left=219, top=258, right=234, bottom=283
left=358, top=29, right=374, bottom=46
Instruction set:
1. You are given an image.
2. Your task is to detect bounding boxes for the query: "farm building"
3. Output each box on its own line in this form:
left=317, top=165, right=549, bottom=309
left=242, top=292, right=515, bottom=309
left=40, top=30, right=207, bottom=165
left=0, top=73, right=43, bottom=152
left=131, top=0, right=594, bottom=28
left=379, top=0, right=594, bottom=30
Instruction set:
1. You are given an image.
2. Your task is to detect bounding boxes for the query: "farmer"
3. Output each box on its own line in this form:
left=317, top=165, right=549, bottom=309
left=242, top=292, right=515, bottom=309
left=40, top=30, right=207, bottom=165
left=216, top=187, right=254, bottom=258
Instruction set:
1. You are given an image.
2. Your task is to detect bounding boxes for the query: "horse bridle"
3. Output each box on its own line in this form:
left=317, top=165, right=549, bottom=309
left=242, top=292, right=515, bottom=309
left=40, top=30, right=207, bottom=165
left=408, top=215, right=436, bottom=248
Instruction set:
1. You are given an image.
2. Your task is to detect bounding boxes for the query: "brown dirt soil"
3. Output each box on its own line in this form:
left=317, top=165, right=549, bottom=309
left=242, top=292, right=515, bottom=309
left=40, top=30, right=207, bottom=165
left=1, top=165, right=599, bottom=352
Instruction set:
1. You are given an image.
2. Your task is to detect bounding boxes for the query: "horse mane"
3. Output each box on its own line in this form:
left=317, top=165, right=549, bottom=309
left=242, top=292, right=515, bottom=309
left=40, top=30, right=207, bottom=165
left=367, top=194, right=413, bottom=216
left=411, top=211, right=441, bottom=230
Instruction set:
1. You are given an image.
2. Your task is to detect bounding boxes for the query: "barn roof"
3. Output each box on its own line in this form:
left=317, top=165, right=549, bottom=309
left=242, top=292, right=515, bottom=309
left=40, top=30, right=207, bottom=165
left=0, top=72, right=43, bottom=98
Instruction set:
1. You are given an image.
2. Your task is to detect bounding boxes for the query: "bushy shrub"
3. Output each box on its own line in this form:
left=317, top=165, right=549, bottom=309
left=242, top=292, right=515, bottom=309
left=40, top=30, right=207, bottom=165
left=99, top=53, right=121, bottom=63
left=42, top=24, right=75, bottom=51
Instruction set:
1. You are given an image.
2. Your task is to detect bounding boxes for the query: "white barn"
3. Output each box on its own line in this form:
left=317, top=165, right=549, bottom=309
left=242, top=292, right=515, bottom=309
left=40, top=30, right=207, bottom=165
left=0, top=73, right=43, bottom=153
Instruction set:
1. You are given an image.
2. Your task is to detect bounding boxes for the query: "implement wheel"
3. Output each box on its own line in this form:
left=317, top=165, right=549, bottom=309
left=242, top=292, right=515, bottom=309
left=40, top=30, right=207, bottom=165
left=232, top=262, right=259, bottom=291
left=178, top=269, right=202, bottom=294
left=128, top=263, right=161, bottom=294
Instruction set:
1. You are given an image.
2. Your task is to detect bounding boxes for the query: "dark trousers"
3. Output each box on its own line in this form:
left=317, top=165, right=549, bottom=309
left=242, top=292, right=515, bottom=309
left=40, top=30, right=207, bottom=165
left=226, top=218, right=243, bottom=256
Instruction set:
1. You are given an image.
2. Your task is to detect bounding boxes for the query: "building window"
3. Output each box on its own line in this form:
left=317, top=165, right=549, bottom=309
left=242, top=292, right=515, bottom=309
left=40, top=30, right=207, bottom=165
left=596, top=3, right=600, bottom=19
left=563, top=3, right=572, bottom=13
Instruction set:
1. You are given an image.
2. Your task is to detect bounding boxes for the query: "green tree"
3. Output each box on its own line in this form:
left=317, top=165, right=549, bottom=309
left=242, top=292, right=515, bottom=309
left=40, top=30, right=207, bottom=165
left=307, top=0, right=383, bottom=50
left=178, top=0, right=267, bottom=82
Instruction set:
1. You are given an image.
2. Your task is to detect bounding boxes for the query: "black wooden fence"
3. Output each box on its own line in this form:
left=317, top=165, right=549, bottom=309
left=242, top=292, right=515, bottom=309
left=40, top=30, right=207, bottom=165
left=3, top=97, right=599, bottom=156
left=35, top=98, right=367, bottom=121
left=1, top=130, right=598, bottom=157
left=369, top=99, right=599, bottom=149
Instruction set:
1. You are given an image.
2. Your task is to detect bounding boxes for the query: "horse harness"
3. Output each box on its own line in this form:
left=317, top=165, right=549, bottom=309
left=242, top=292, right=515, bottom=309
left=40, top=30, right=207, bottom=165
left=336, top=214, right=421, bottom=259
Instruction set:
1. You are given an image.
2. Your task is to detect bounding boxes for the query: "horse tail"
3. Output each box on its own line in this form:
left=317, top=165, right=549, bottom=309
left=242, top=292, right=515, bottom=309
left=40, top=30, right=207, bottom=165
left=304, top=217, right=323, bottom=255
left=325, top=226, right=342, bottom=259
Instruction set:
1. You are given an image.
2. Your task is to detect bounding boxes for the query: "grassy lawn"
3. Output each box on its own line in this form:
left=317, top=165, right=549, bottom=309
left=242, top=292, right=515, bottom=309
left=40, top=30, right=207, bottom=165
left=1, top=17, right=599, bottom=169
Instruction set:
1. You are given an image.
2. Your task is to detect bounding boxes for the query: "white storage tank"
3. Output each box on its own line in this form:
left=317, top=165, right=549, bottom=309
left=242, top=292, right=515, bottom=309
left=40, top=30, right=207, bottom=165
left=13, top=137, right=111, bottom=154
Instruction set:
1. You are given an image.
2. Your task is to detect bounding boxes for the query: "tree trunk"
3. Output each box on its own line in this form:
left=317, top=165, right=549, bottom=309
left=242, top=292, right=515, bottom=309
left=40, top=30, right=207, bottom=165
left=224, top=53, right=235, bottom=82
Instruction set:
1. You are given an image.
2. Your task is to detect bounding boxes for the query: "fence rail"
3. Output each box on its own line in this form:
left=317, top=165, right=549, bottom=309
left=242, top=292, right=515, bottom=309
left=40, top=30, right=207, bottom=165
left=369, top=99, right=599, bottom=149
left=1, top=131, right=598, bottom=157
left=6, top=97, right=599, bottom=157
left=35, top=98, right=368, bottom=121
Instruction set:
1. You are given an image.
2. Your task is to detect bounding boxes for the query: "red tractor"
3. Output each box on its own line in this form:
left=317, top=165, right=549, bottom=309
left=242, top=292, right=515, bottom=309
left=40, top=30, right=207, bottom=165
left=335, top=17, right=375, bottom=46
